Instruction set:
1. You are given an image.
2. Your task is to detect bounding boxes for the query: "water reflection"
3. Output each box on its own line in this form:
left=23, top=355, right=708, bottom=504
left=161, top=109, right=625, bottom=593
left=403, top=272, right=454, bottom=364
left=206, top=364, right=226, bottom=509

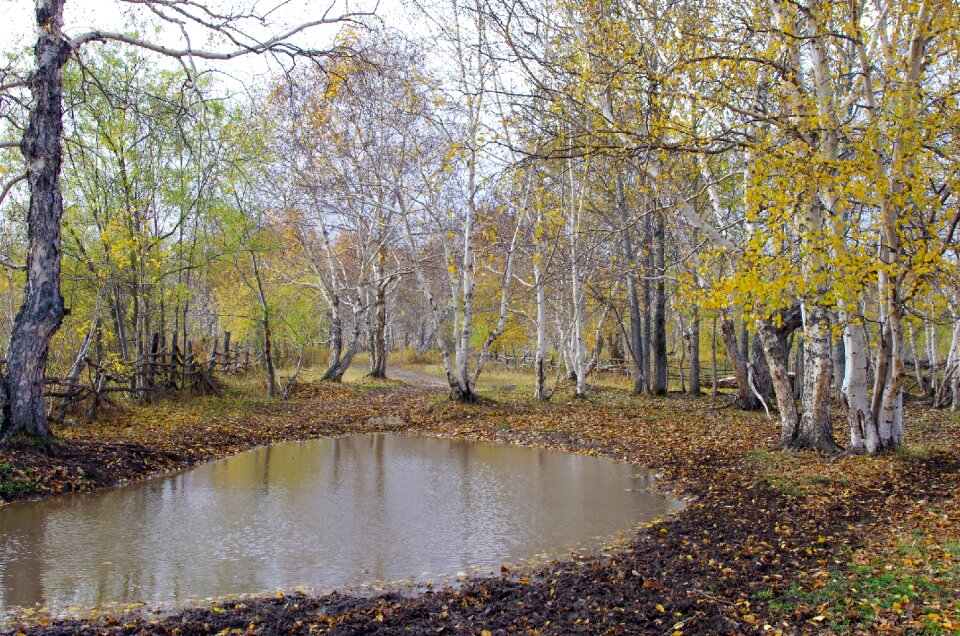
left=0, top=433, right=676, bottom=614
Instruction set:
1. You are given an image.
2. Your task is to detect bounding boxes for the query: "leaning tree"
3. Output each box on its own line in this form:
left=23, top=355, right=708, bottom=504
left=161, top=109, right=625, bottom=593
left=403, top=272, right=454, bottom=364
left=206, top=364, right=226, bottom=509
left=0, top=0, right=371, bottom=441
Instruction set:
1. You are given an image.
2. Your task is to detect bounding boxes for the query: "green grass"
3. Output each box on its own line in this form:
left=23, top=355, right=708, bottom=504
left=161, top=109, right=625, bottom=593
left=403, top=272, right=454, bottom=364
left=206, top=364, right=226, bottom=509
left=0, top=462, right=40, bottom=497
left=744, top=449, right=850, bottom=498
left=769, top=537, right=960, bottom=634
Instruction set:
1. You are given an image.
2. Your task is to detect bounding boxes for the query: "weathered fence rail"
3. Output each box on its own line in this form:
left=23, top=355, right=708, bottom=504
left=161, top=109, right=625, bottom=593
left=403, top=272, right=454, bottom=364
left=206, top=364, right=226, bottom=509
left=1, top=331, right=253, bottom=425
left=486, top=351, right=735, bottom=389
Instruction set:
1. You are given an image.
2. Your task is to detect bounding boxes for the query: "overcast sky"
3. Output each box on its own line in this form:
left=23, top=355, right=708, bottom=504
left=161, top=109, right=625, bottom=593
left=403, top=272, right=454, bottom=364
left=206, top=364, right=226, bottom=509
left=0, top=0, right=398, bottom=91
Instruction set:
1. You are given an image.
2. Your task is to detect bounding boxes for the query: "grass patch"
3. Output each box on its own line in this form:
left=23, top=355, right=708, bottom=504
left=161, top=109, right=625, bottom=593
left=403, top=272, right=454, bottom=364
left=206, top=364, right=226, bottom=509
left=773, top=533, right=960, bottom=634
left=0, top=461, right=40, bottom=497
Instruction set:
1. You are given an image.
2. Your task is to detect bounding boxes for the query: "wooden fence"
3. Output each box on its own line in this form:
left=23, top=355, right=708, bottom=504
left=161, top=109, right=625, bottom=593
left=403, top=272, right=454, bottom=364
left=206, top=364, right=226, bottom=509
left=1, top=331, right=253, bottom=425
left=487, top=351, right=736, bottom=390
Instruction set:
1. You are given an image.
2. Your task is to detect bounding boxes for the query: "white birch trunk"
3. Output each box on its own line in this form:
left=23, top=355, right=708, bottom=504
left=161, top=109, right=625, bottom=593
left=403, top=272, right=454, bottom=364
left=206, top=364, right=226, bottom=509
left=841, top=321, right=879, bottom=454
left=926, top=319, right=938, bottom=396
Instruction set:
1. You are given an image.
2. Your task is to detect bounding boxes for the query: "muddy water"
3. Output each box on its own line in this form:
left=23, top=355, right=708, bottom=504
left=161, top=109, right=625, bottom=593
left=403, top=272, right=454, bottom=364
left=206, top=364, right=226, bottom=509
left=0, top=433, right=678, bottom=614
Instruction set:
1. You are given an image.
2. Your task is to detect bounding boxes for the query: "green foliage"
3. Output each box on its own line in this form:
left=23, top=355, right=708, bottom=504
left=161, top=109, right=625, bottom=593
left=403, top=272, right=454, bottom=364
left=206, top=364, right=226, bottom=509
left=0, top=461, right=39, bottom=497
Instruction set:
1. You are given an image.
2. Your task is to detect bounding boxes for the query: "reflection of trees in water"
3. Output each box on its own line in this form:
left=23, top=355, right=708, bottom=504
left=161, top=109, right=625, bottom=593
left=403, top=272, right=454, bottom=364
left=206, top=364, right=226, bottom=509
left=0, top=503, right=46, bottom=609
left=0, top=435, right=673, bottom=613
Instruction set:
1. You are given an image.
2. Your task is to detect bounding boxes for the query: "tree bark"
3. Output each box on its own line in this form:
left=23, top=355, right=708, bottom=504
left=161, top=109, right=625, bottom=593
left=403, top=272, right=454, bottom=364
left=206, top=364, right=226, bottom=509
left=322, top=300, right=344, bottom=380
left=841, top=320, right=878, bottom=454
left=641, top=213, right=652, bottom=395
left=926, top=319, right=938, bottom=397
left=688, top=308, right=701, bottom=395
left=793, top=336, right=804, bottom=399
left=652, top=213, right=667, bottom=395
left=720, top=315, right=759, bottom=410
left=324, top=301, right=364, bottom=383
left=1, top=0, right=70, bottom=440
left=832, top=330, right=845, bottom=401
left=533, top=254, right=549, bottom=400
left=750, top=333, right=772, bottom=402
left=369, top=275, right=388, bottom=379
left=757, top=318, right=800, bottom=448
left=711, top=314, right=718, bottom=396
left=617, top=175, right=644, bottom=395
left=250, top=250, right=276, bottom=398
left=795, top=304, right=841, bottom=452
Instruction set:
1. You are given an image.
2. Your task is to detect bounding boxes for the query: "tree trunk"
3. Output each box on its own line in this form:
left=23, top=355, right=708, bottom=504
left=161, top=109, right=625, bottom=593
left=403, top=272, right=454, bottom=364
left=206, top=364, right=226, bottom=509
left=250, top=251, right=276, bottom=398
left=720, top=316, right=759, bottom=409
left=908, top=321, right=925, bottom=395
left=842, top=320, right=879, bottom=454
left=935, top=318, right=959, bottom=408
left=652, top=213, right=667, bottom=395
left=322, top=300, right=345, bottom=381
left=568, top=159, right=587, bottom=399
left=750, top=333, right=772, bottom=401
left=926, top=319, right=938, bottom=397
left=1, top=0, right=69, bottom=440
left=169, top=331, right=180, bottom=388
left=872, top=321, right=891, bottom=422
left=758, top=319, right=800, bottom=448
left=617, top=175, right=644, bottom=395
left=795, top=304, right=841, bottom=453
left=369, top=280, right=388, bottom=379
left=53, top=317, right=97, bottom=423
left=325, top=306, right=363, bottom=383
left=534, top=262, right=549, bottom=400
left=739, top=319, right=750, bottom=368
left=263, top=317, right=277, bottom=398
left=793, top=336, right=804, bottom=399
left=641, top=213, right=652, bottom=395
left=677, top=310, right=686, bottom=394
left=111, top=285, right=130, bottom=362
left=688, top=308, right=701, bottom=395
left=711, top=314, right=718, bottom=396
left=876, top=293, right=905, bottom=448
left=400, top=211, right=470, bottom=401
left=832, top=331, right=845, bottom=401
left=0, top=375, right=9, bottom=436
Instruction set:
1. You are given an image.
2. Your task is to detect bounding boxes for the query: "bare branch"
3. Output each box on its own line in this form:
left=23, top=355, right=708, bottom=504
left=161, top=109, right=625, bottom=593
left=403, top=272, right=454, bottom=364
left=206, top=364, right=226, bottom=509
left=68, top=10, right=375, bottom=60
left=0, top=80, right=28, bottom=92
left=0, top=172, right=27, bottom=208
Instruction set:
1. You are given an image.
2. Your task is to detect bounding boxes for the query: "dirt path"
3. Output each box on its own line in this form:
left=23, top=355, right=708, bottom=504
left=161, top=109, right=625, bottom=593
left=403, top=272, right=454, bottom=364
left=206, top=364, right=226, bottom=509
left=385, top=365, right=449, bottom=389
left=4, top=381, right=959, bottom=635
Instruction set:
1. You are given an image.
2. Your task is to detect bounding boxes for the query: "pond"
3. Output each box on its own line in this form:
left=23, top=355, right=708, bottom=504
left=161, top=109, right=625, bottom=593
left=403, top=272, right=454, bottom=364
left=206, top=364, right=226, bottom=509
left=0, top=433, right=679, bottom=616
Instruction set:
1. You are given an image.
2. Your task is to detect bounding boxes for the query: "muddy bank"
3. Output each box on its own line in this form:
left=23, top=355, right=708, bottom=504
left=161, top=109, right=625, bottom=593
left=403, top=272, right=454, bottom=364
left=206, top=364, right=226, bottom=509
left=3, top=380, right=959, bottom=634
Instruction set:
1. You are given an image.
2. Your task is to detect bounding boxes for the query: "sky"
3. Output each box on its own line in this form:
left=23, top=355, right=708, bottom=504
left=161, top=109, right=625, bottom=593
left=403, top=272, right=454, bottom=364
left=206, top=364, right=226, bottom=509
left=0, top=0, right=397, bottom=92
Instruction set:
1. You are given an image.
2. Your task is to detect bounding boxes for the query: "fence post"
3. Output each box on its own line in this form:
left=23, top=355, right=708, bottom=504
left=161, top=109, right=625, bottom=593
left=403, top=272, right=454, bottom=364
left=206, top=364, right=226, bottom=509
left=221, top=331, right=231, bottom=372
left=170, top=331, right=180, bottom=389
left=208, top=333, right=219, bottom=374
left=184, top=340, right=193, bottom=392
left=147, top=332, right=159, bottom=395
left=86, top=325, right=106, bottom=421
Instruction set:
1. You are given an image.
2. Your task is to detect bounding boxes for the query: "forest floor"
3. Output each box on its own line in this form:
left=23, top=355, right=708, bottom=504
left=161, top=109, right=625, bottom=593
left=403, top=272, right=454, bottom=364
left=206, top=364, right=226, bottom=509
left=1, top=366, right=959, bottom=635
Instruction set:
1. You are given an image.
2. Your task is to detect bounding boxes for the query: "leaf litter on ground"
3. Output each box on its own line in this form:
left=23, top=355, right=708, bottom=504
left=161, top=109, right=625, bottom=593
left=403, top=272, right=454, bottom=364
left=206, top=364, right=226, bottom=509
left=2, top=374, right=958, bottom=635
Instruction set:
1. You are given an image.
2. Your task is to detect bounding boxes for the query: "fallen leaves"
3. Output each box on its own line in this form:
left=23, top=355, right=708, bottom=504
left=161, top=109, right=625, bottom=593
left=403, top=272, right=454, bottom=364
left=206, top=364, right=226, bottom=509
left=2, top=376, right=958, bottom=635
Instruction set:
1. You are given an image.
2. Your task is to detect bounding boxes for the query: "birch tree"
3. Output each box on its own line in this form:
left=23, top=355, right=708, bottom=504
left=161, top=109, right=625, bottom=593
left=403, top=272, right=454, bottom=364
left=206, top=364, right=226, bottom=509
left=0, top=0, right=372, bottom=439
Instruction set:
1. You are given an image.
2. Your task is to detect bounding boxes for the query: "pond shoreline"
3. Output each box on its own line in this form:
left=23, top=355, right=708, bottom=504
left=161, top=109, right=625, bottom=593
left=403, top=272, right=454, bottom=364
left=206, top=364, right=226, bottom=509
left=3, top=378, right=959, bottom=634
left=2, top=431, right=681, bottom=617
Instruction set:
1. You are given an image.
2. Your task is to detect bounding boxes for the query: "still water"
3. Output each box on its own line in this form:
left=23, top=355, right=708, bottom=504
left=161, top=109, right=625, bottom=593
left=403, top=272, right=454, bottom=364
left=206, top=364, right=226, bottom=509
left=0, top=433, right=677, bottom=614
